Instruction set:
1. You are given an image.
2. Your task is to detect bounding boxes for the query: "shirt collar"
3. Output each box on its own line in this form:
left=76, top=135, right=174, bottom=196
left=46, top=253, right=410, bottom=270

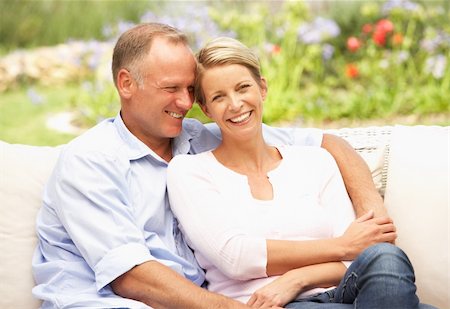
left=113, top=112, right=194, bottom=161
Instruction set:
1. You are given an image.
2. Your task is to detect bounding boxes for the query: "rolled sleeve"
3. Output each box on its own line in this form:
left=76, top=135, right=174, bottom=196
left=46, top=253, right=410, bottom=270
left=95, top=243, right=153, bottom=290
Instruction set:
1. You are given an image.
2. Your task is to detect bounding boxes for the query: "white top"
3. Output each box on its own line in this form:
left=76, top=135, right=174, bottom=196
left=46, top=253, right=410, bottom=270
left=167, top=145, right=355, bottom=303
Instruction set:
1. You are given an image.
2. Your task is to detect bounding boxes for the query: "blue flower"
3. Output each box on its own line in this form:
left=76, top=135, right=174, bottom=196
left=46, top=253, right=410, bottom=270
left=297, top=17, right=340, bottom=44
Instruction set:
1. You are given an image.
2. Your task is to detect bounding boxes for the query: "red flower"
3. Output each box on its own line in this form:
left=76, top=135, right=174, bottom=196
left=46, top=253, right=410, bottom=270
left=346, top=37, right=362, bottom=52
left=372, top=19, right=394, bottom=47
left=345, top=64, right=359, bottom=78
left=272, top=44, right=281, bottom=55
left=375, top=19, right=394, bottom=34
left=392, top=33, right=403, bottom=46
left=373, top=30, right=387, bottom=46
left=362, top=23, right=373, bottom=34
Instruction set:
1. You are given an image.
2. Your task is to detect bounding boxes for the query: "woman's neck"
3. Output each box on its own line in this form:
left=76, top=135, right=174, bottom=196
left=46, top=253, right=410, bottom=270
left=213, top=132, right=281, bottom=176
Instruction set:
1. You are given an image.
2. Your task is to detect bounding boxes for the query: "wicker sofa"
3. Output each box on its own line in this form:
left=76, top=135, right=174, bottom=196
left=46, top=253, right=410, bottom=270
left=0, top=125, right=448, bottom=309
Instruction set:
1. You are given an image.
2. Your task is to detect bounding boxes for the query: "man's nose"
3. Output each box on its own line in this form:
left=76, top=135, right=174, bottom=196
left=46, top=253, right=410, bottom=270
left=175, top=88, right=194, bottom=110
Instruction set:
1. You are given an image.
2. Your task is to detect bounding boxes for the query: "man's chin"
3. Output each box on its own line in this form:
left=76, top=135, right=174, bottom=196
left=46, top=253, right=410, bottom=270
left=166, top=127, right=183, bottom=138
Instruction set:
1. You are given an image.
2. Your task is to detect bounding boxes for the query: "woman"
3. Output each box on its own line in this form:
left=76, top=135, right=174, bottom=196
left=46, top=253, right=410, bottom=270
left=167, top=37, right=432, bottom=308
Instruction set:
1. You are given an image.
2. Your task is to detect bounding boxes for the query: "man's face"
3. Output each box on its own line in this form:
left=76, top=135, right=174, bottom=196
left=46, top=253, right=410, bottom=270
left=122, top=37, right=196, bottom=149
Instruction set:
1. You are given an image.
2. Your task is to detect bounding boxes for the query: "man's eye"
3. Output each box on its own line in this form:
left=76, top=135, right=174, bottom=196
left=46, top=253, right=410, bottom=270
left=164, top=87, right=177, bottom=93
left=239, top=84, right=251, bottom=91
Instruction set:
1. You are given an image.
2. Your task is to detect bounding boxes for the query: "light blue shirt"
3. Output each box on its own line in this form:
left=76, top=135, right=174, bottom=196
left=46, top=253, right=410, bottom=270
left=32, top=113, right=322, bottom=308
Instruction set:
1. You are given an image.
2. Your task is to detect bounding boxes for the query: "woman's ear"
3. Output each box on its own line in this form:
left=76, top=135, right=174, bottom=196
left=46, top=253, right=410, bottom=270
left=117, top=69, right=135, bottom=99
left=260, top=77, right=268, bottom=100
left=199, top=103, right=212, bottom=119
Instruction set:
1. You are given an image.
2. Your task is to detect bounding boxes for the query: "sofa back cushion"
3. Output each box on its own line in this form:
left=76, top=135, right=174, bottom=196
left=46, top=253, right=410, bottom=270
left=383, top=125, right=449, bottom=309
left=0, top=141, right=61, bottom=308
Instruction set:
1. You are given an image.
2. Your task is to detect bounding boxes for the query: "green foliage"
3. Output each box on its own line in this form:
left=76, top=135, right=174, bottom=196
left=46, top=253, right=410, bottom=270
left=0, top=86, right=79, bottom=145
left=0, top=0, right=156, bottom=54
left=0, top=0, right=448, bottom=146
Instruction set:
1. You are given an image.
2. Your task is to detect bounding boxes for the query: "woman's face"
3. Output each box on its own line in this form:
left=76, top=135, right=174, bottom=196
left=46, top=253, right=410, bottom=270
left=200, top=64, right=267, bottom=141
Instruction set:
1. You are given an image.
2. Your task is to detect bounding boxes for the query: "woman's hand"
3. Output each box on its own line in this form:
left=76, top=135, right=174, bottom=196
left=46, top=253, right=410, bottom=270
left=246, top=270, right=304, bottom=308
left=339, top=210, right=397, bottom=260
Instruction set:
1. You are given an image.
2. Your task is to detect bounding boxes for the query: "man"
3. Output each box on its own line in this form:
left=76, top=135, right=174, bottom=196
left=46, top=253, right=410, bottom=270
left=33, top=23, right=391, bottom=308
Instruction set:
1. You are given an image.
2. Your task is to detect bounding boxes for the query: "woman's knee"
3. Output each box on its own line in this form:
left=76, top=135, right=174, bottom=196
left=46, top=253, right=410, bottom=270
left=361, top=243, right=414, bottom=274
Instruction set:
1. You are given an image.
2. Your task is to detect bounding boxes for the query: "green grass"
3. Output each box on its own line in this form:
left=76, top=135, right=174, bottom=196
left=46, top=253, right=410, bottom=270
left=0, top=85, right=80, bottom=146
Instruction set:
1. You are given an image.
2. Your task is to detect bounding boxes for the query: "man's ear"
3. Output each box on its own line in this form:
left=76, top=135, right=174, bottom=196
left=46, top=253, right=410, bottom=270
left=260, top=77, right=268, bottom=101
left=199, top=103, right=212, bottom=119
left=117, top=69, right=135, bottom=99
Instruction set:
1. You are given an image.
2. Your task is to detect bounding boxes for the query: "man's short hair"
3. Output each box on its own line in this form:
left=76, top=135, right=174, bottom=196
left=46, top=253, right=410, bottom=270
left=112, top=23, right=189, bottom=87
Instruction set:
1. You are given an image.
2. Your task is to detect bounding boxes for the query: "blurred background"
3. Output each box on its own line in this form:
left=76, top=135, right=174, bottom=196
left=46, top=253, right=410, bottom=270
left=0, top=0, right=449, bottom=146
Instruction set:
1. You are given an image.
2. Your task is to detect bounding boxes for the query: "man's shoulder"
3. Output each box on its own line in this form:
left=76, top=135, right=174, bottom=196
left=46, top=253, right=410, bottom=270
left=182, top=118, right=221, bottom=153
left=61, top=119, right=124, bottom=162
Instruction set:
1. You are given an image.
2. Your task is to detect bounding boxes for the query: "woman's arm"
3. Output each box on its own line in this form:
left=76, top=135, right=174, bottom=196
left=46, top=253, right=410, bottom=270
left=266, top=149, right=396, bottom=276
left=247, top=262, right=347, bottom=308
left=321, top=133, right=388, bottom=218
left=266, top=210, right=395, bottom=275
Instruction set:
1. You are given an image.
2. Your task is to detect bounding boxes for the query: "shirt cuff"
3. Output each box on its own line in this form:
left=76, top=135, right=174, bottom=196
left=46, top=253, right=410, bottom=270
left=95, top=243, right=152, bottom=291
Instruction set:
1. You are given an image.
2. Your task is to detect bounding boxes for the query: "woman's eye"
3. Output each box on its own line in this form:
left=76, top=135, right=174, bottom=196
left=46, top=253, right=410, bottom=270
left=212, top=95, right=222, bottom=102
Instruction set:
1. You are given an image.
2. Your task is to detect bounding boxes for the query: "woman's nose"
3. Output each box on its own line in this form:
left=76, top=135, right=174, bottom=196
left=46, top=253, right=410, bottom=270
left=228, top=95, right=243, bottom=112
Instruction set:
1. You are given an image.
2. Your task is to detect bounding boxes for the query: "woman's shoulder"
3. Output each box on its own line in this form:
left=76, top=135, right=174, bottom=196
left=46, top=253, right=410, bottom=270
left=278, top=145, right=337, bottom=170
left=279, top=144, right=331, bottom=158
left=168, top=151, right=212, bottom=172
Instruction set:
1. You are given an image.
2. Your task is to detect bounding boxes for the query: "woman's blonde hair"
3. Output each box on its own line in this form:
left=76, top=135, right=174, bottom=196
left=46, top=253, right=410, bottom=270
left=195, top=37, right=262, bottom=105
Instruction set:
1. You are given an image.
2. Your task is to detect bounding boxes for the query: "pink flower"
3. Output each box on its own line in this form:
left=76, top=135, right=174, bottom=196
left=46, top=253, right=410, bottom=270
left=362, top=23, right=373, bottom=34
left=375, top=19, right=394, bottom=34
left=347, top=37, right=362, bottom=52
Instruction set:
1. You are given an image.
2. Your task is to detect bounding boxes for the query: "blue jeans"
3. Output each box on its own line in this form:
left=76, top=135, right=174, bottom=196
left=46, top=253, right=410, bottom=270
left=285, top=243, right=437, bottom=309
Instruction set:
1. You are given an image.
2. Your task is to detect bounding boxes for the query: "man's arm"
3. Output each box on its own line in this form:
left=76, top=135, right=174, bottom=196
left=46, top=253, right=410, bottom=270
left=321, top=133, right=388, bottom=218
left=111, top=261, right=249, bottom=309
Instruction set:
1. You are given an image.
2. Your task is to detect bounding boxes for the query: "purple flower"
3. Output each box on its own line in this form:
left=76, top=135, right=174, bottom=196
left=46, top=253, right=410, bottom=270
left=425, top=54, right=447, bottom=79
left=297, top=17, right=340, bottom=44
left=322, top=44, right=335, bottom=61
left=420, top=31, right=450, bottom=53
left=382, top=0, right=420, bottom=14
left=27, top=88, right=45, bottom=105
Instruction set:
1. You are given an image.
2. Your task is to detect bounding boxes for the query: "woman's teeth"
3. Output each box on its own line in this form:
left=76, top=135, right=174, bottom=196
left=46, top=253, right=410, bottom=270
left=229, top=111, right=251, bottom=123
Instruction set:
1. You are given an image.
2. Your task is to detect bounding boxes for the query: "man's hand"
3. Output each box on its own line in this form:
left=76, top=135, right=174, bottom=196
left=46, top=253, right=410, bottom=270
left=339, top=210, right=397, bottom=260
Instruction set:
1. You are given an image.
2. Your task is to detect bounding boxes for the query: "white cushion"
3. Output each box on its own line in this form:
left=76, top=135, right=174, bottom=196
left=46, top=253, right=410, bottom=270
left=0, top=141, right=61, bottom=308
left=383, top=125, right=449, bottom=309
